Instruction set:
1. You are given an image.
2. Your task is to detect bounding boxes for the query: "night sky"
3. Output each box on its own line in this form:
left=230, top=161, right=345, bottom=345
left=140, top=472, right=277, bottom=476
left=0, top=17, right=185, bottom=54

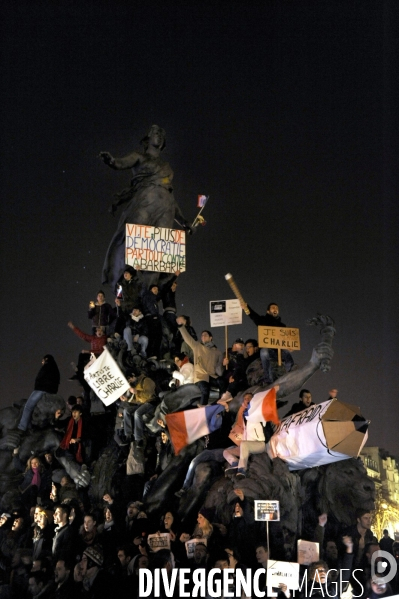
left=1, top=1, right=398, bottom=454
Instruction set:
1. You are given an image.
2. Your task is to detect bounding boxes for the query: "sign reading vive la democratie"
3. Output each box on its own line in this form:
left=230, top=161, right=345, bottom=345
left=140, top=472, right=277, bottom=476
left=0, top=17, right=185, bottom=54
left=125, top=224, right=186, bottom=273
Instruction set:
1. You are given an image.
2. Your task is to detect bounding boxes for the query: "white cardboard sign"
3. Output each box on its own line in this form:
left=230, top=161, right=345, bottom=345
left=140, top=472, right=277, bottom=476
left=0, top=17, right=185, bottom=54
left=210, top=299, right=242, bottom=327
left=83, top=346, right=130, bottom=406
left=267, top=560, right=300, bottom=590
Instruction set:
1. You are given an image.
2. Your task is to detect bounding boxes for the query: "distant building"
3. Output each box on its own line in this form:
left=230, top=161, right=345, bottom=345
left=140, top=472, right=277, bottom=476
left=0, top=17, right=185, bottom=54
left=360, top=446, right=399, bottom=539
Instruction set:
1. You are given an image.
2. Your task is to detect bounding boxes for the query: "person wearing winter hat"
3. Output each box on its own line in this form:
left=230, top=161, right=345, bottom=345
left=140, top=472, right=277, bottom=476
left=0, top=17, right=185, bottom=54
left=180, top=506, right=215, bottom=544
left=83, top=544, right=104, bottom=568
left=74, top=544, right=111, bottom=597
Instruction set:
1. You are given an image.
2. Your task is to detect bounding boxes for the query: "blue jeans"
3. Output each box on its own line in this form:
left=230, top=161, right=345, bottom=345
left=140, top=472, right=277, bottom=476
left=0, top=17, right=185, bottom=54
left=18, top=390, right=46, bottom=431
left=197, top=376, right=225, bottom=406
left=123, top=328, right=148, bottom=357
left=182, top=449, right=225, bottom=490
left=260, top=348, right=294, bottom=383
left=134, top=403, right=155, bottom=442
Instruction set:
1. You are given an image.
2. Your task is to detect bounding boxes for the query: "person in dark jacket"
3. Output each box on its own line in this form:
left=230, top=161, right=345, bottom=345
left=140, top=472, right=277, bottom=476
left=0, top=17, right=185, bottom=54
left=73, top=544, right=111, bottom=599
left=284, top=389, right=315, bottom=417
left=53, top=558, right=75, bottom=599
left=240, top=301, right=294, bottom=383
left=52, top=505, right=76, bottom=562
left=159, top=272, right=180, bottom=352
left=123, top=307, right=149, bottom=357
left=88, top=291, right=114, bottom=334
left=18, top=355, right=60, bottom=432
left=141, top=284, right=163, bottom=358
left=58, top=405, right=87, bottom=464
left=31, top=509, right=53, bottom=561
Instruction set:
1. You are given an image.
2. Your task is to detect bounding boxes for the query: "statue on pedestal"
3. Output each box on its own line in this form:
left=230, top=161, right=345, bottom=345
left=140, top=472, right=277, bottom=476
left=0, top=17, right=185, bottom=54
left=100, top=125, right=191, bottom=290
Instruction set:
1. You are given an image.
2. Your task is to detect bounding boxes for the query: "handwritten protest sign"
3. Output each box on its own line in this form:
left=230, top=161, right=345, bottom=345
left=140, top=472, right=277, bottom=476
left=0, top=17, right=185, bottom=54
left=297, top=540, right=319, bottom=565
left=147, top=533, right=171, bottom=552
left=267, top=560, right=300, bottom=590
left=185, top=538, right=207, bottom=559
left=125, top=224, right=186, bottom=273
left=255, top=500, right=280, bottom=522
left=258, top=326, right=300, bottom=350
left=84, top=347, right=130, bottom=406
left=268, top=399, right=369, bottom=470
left=210, top=299, right=242, bottom=327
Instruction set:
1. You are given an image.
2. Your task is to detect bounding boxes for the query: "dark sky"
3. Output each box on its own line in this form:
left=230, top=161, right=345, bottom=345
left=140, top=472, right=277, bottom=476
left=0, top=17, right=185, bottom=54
left=1, top=1, right=398, bottom=454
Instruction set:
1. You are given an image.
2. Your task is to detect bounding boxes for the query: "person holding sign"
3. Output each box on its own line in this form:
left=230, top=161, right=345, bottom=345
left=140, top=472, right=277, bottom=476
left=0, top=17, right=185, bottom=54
left=240, top=300, right=294, bottom=384
left=100, top=125, right=192, bottom=289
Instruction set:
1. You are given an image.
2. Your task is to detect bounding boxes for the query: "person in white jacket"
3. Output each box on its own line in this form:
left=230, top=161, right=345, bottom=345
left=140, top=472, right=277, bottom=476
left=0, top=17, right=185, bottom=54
left=171, top=353, right=194, bottom=385
left=223, top=396, right=267, bottom=479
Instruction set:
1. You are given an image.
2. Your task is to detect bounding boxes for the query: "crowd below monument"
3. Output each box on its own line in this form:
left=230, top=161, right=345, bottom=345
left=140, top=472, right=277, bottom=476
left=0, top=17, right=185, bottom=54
left=1, top=126, right=395, bottom=599
left=0, top=268, right=397, bottom=599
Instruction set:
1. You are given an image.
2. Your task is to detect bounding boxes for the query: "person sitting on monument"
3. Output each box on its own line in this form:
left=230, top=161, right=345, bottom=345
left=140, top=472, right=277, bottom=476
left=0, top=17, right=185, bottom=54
left=158, top=272, right=181, bottom=354
left=113, top=266, right=142, bottom=336
left=171, top=353, right=194, bottom=386
left=221, top=338, right=247, bottom=399
left=58, top=404, right=88, bottom=465
left=223, top=391, right=269, bottom=479
left=67, top=322, right=107, bottom=382
left=240, top=300, right=295, bottom=384
left=16, top=354, right=61, bottom=433
left=140, top=284, right=163, bottom=359
left=126, top=369, right=158, bottom=459
left=123, top=306, right=149, bottom=358
left=243, top=338, right=264, bottom=386
left=88, top=290, right=114, bottom=335
left=176, top=318, right=224, bottom=405
left=284, top=389, right=314, bottom=416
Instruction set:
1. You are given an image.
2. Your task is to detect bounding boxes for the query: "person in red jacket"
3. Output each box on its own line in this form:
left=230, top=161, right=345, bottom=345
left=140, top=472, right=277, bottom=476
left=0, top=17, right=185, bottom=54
left=67, top=322, right=107, bottom=382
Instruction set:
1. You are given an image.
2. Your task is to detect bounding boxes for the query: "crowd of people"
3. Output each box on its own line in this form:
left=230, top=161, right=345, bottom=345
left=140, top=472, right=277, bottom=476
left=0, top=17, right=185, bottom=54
left=2, top=268, right=397, bottom=599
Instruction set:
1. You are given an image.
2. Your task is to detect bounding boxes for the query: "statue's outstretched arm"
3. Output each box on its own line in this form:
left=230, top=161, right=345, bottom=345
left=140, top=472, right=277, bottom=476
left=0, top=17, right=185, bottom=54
left=275, top=315, right=336, bottom=399
left=56, top=452, right=91, bottom=488
left=99, top=150, right=141, bottom=170
left=276, top=342, right=334, bottom=399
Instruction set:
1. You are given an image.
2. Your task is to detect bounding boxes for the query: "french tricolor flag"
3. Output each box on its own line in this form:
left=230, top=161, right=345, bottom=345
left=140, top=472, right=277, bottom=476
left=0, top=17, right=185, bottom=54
left=165, top=404, right=224, bottom=455
left=245, top=387, right=280, bottom=425
left=197, top=194, right=208, bottom=208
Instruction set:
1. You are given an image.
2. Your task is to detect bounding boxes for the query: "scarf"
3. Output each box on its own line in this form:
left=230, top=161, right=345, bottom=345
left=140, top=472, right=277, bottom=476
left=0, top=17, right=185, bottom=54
left=31, top=467, right=41, bottom=488
left=60, top=417, right=83, bottom=463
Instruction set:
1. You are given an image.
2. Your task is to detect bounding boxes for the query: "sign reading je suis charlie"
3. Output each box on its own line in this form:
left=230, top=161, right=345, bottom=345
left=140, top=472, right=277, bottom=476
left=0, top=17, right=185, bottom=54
left=258, top=326, right=300, bottom=350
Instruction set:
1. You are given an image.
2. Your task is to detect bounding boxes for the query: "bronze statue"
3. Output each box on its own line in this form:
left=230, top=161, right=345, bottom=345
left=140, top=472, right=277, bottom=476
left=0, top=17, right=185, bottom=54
left=100, top=125, right=191, bottom=290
